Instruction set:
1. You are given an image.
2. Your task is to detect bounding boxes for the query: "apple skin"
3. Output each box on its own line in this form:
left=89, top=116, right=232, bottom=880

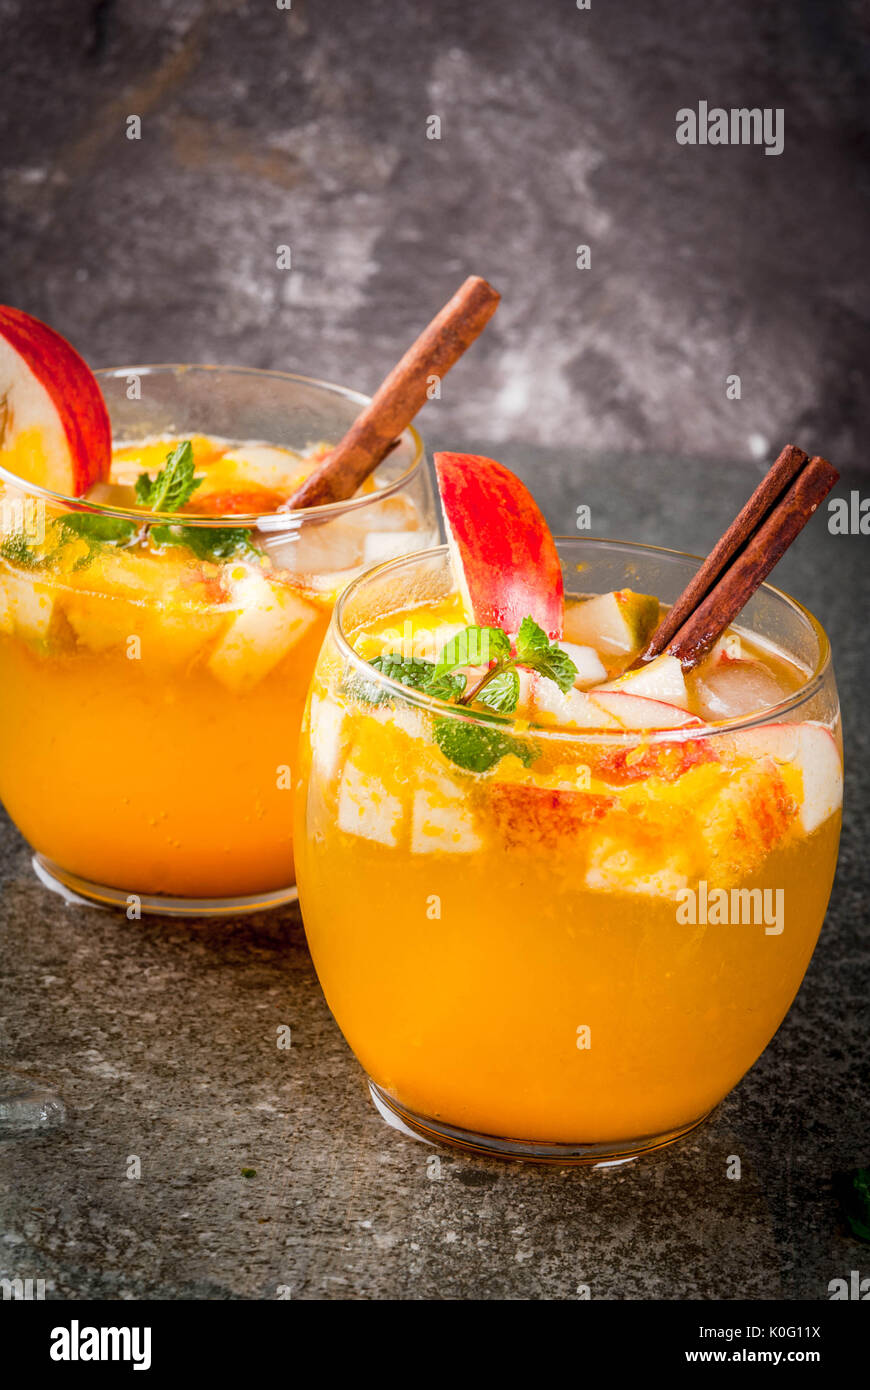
left=434, top=451, right=564, bottom=639
left=723, top=721, right=843, bottom=834
left=0, top=305, right=111, bottom=496
left=589, top=689, right=703, bottom=731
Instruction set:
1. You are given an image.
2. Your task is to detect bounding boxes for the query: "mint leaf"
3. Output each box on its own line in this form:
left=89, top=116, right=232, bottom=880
left=372, top=654, right=437, bottom=691
left=434, top=626, right=511, bottom=676
left=433, top=718, right=536, bottom=773
left=475, top=666, right=520, bottom=713
left=527, top=643, right=577, bottom=692
left=0, top=531, right=46, bottom=569
left=150, top=524, right=259, bottom=563
left=135, top=440, right=202, bottom=512
left=515, top=615, right=577, bottom=693
left=343, top=653, right=437, bottom=706
left=426, top=669, right=468, bottom=701
left=514, top=616, right=550, bottom=660
left=61, top=514, right=137, bottom=545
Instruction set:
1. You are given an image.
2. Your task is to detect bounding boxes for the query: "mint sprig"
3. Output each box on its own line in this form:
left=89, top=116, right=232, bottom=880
left=433, top=718, right=535, bottom=773
left=342, top=613, right=573, bottom=773
left=150, top=524, right=259, bottom=564
left=133, top=440, right=264, bottom=563
left=433, top=617, right=577, bottom=712
left=135, top=440, right=202, bottom=512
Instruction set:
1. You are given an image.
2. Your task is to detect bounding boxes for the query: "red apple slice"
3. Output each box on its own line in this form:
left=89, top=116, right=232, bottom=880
left=0, top=305, right=111, bottom=496
left=599, top=653, right=691, bottom=709
left=589, top=689, right=704, bottom=730
left=722, top=722, right=843, bottom=833
left=434, top=451, right=563, bottom=639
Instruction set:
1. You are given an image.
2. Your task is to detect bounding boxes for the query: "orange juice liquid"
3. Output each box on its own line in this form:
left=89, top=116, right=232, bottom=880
left=0, top=435, right=338, bottom=898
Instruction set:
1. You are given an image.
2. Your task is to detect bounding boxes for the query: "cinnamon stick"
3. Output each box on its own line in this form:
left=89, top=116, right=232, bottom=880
left=636, top=443, right=808, bottom=664
left=666, top=454, right=838, bottom=671
left=284, top=275, right=500, bottom=510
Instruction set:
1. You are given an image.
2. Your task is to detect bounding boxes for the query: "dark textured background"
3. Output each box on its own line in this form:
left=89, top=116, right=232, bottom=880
left=0, top=0, right=869, bottom=468
left=1, top=0, right=868, bottom=1303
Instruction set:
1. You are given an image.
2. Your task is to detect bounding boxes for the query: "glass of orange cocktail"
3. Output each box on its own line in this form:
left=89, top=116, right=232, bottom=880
left=295, top=536, right=842, bottom=1162
left=0, top=366, right=435, bottom=915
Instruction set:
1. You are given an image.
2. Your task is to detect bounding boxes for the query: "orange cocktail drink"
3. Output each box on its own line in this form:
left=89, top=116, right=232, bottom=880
left=296, top=539, right=842, bottom=1160
left=0, top=367, right=435, bottom=912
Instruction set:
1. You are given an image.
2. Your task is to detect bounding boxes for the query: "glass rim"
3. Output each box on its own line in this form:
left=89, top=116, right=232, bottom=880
left=331, top=537, right=834, bottom=743
left=0, top=364, right=426, bottom=528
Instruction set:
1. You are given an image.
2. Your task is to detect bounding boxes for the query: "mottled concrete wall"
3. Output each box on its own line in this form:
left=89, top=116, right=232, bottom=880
left=1, top=0, right=868, bottom=467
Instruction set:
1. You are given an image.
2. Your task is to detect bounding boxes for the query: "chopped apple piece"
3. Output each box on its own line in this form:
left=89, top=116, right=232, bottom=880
left=599, top=653, right=690, bottom=709
left=207, top=567, right=318, bottom=693
left=411, top=773, right=482, bottom=854
left=0, top=571, right=55, bottom=643
left=434, top=452, right=564, bottom=639
left=308, top=693, right=348, bottom=782
left=0, top=306, right=111, bottom=496
left=559, top=641, right=607, bottom=688
left=489, top=782, right=616, bottom=848
left=695, top=760, right=797, bottom=877
left=563, top=590, right=659, bottom=656
left=585, top=840, right=689, bottom=898
left=337, top=759, right=402, bottom=846
left=723, top=722, right=842, bottom=834
left=531, top=676, right=622, bottom=729
left=588, top=690, right=702, bottom=730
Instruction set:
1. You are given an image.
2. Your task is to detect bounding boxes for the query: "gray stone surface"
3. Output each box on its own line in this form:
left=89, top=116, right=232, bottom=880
left=0, top=0, right=868, bottom=467
left=0, top=451, right=867, bottom=1302
left=0, top=0, right=867, bottom=1302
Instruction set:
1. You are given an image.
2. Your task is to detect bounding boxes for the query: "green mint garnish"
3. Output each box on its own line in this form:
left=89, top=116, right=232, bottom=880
left=150, top=524, right=259, bottom=563
left=514, top=616, right=578, bottom=692
left=135, top=440, right=202, bottom=512
left=475, top=666, right=520, bottom=712
left=433, top=718, right=536, bottom=773
left=433, top=626, right=511, bottom=676
left=61, top=514, right=138, bottom=545
left=60, top=513, right=139, bottom=569
left=0, top=531, right=46, bottom=569
left=1, top=515, right=138, bottom=574
left=433, top=618, right=577, bottom=712
left=340, top=613, right=571, bottom=773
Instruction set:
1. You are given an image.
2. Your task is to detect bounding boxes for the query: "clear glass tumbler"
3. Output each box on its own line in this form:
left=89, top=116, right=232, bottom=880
left=295, top=540, right=842, bottom=1163
left=0, top=366, right=436, bottom=916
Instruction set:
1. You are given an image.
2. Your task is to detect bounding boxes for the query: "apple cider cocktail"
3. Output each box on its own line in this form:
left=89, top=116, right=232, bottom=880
left=0, top=362, right=434, bottom=911
left=296, top=454, right=842, bottom=1160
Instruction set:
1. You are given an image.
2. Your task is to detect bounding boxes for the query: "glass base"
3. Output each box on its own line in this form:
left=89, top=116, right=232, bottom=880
left=32, top=855, right=298, bottom=918
left=0, top=1071, right=67, bottom=1134
left=368, top=1081, right=714, bottom=1166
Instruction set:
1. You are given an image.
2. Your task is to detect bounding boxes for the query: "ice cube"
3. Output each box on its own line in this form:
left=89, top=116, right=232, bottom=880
left=694, top=660, right=789, bottom=721
left=261, top=518, right=365, bottom=576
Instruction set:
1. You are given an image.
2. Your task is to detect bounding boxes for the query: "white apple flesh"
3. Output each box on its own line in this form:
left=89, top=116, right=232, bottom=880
left=0, top=306, right=111, bottom=497
left=588, top=689, right=703, bottom=731
left=599, top=652, right=691, bottom=708
left=723, top=722, right=843, bottom=834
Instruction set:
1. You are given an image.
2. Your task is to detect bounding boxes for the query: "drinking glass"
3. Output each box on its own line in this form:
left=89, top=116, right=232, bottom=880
left=295, top=540, right=842, bottom=1162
